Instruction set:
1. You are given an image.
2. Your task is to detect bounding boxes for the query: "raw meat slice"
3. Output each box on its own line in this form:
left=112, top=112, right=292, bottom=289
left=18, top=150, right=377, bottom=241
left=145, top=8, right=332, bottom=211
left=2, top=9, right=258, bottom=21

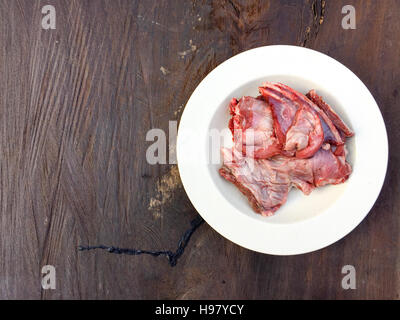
left=219, top=148, right=291, bottom=216
left=284, top=105, right=324, bottom=158
left=258, top=85, right=298, bottom=145
left=260, top=82, right=344, bottom=149
left=228, top=96, right=281, bottom=159
left=306, top=90, right=354, bottom=137
left=311, top=148, right=352, bottom=187
left=219, top=148, right=316, bottom=216
left=260, top=83, right=325, bottom=158
left=219, top=147, right=351, bottom=216
left=319, top=115, right=343, bottom=145
left=274, top=83, right=344, bottom=146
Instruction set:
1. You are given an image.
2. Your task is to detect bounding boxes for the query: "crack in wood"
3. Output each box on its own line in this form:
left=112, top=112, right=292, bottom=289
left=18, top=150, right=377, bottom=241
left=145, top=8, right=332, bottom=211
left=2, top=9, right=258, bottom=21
left=78, top=215, right=204, bottom=267
left=228, top=0, right=240, bottom=18
left=301, top=0, right=325, bottom=47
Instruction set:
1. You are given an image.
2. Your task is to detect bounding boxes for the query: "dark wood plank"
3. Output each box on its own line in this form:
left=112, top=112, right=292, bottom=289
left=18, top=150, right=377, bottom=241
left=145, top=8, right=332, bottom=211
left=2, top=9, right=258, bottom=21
left=0, top=0, right=398, bottom=299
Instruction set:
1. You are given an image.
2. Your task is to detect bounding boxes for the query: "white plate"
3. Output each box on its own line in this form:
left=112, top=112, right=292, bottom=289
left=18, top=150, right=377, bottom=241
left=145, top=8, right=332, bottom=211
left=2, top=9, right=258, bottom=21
left=177, top=45, right=388, bottom=255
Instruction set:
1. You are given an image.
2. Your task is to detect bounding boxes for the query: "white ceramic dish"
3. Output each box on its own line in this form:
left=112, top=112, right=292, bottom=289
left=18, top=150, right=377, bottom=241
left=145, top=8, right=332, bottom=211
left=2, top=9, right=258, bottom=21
left=177, top=45, right=388, bottom=255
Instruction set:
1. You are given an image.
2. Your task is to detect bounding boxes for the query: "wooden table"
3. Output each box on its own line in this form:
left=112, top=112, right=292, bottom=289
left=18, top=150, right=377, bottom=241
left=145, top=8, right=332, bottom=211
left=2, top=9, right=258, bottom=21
left=0, top=0, right=398, bottom=299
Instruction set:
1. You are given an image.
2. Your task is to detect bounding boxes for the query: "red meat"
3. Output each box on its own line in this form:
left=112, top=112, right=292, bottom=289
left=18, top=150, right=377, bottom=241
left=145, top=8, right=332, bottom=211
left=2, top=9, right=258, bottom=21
left=219, top=83, right=354, bottom=216
left=229, top=96, right=282, bottom=159
left=219, top=146, right=351, bottom=216
left=306, top=89, right=354, bottom=137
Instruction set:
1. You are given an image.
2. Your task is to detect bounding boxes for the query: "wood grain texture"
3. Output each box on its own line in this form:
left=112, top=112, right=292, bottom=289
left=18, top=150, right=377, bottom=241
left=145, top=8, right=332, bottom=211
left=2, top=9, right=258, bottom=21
left=0, top=0, right=398, bottom=299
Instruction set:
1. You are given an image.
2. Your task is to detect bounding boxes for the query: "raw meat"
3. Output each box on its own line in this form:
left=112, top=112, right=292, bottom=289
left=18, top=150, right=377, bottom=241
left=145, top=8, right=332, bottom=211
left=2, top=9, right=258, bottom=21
left=311, top=148, right=352, bottom=187
left=219, top=146, right=351, bottom=216
left=284, top=105, right=324, bottom=158
left=229, top=96, right=281, bottom=159
left=306, top=89, right=354, bottom=137
left=259, top=82, right=346, bottom=157
left=219, top=148, right=291, bottom=216
left=259, top=85, right=298, bottom=145
left=219, top=82, right=354, bottom=216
